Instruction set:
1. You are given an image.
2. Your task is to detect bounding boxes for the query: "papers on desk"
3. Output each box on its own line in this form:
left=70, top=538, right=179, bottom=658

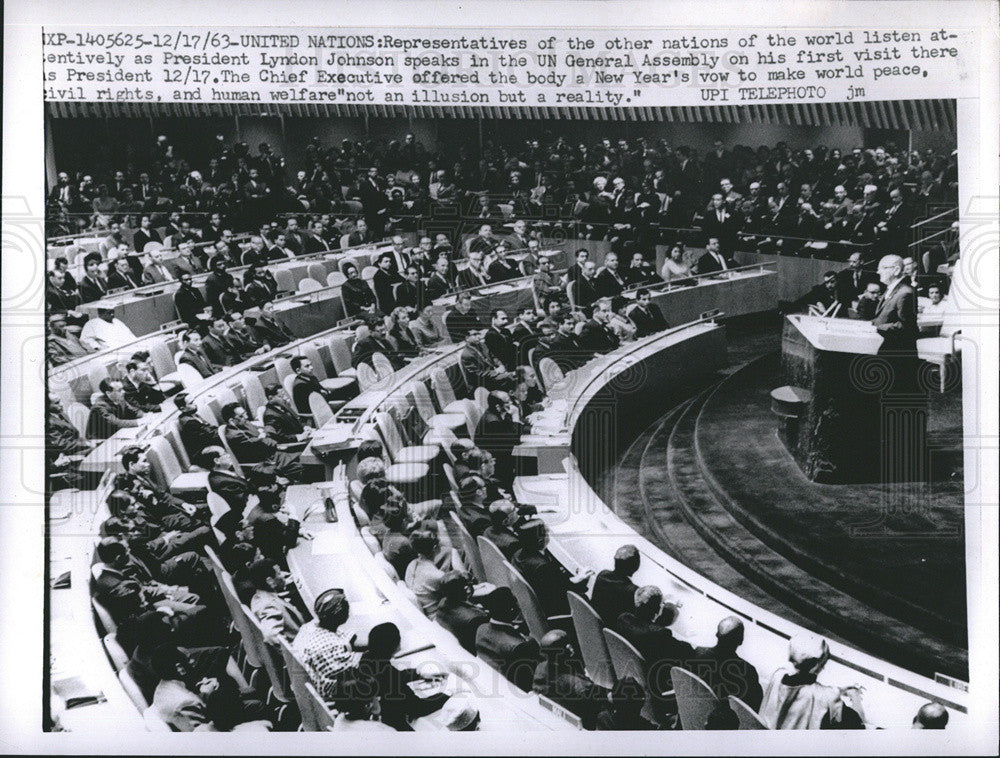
left=529, top=409, right=567, bottom=436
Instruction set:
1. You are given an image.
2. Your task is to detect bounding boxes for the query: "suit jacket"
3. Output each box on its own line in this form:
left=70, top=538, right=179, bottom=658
left=475, top=620, right=540, bottom=692
left=488, top=259, right=519, bottom=283
left=484, top=327, right=517, bottom=370
left=570, top=276, right=600, bottom=310
left=122, top=376, right=164, bottom=411
left=174, top=286, right=208, bottom=324
left=393, top=279, right=427, bottom=310
left=694, top=251, right=734, bottom=275
left=142, top=263, right=176, bottom=285
left=701, top=208, right=740, bottom=251
left=545, top=332, right=591, bottom=372
left=691, top=645, right=763, bottom=711
left=436, top=599, right=490, bottom=654
left=202, top=333, right=236, bottom=367
left=179, top=411, right=220, bottom=460
left=835, top=268, right=878, bottom=308
left=456, top=502, right=491, bottom=538
left=78, top=275, right=109, bottom=304
left=444, top=309, right=484, bottom=343
left=224, top=421, right=280, bottom=465
left=594, top=269, right=626, bottom=300
left=482, top=525, right=520, bottom=560
left=627, top=303, right=668, bottom=338
left=373, top=269, right=402, bottom=313
left=302, top=233, right=329, bottom=255
left=424, top=272, right=452, bottom=302
left=291, top=373, right=332, bottom=415
left=512, top=546, right=583, bottom=618
left=352, top=335, right=403, bottom=370
left=48, top=406, right=91, bottom=455
left=47, top=283, right=81, bottom=314
left=107, top=270, right=142, bottom=291
left=577, top=319, right=619, bottom=354
left=208, top=468, right=253, bottom=524
left=590, top=570, right=638, bottom=627
left=86, top=396, right=143, bottom=439
left=251, top=589, right=305, bottom=644
left=132, top=228, right=162, bottom=252
left=460, top=343, right=505, bottom=389
left=262, top=400, right=305, bottom=442
left=457, top=266, right=490, bottom=291
left=178, top=348, right=221, bottom=379
left=872, top=279, right=918, bottom=353
left=616, top=611, right=695, bottom=674
left=251, top=314, right=294, bottom=347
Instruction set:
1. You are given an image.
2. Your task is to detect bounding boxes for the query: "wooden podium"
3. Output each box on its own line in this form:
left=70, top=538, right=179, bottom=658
left=779, top=314, right=926, bottom=484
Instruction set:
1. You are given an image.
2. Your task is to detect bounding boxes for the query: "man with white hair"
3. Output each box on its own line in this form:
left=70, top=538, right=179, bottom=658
left=872, top=254, right=919, bottom=354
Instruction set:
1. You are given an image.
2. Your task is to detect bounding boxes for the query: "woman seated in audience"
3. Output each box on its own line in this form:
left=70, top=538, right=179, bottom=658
left=404, top=529, right=447, bottom=619
left=595, top=677, right=659, bottom=731
left=356, top=622, right=451, bottom=731
left=660, top=243, right=692, bottom=283
left=292, top=588, right=362, bottom=703
left=386, top=307, right=421, bottom=359
left=408, top=303, right=448, bottom=348
left=758, top=633, right=862, bottom=729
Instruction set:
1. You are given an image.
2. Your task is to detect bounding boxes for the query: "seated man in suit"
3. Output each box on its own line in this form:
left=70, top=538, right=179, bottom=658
left=174, top=272, right=210, bottom=326
left=482, top=500, right=522, bottom=560
left=693, top=237, right=735, bottom=275
left=249, top=301, right=296, bottom=347
left=248, top=558, right=306, bottom=644
left=444, top=292, right=485, bottom=343
left=591, top=544, right=641, bottom=627
left=533, top=629, right=609, bottom=730
left=782, top=271, right=838, bottom=315
left=484, top=309, right=518, bottom=371
left=512, top=519, right=593, bottom=618
left=627, top=288, right=668, bottom=338
left=424, top=255, right=454, bottom=302
left=460, top=328, right=516, bottom=391
left=86, top=378, right=145, bottom=439
left=46, top=311, right=90, bottom=365
left=475, top=587, right=540, bottom=692
left=570, top=260, right=600, bottom=310
left=351, top=321, right=406, bottom=371
left=107, top=255, right=143, bottom=291
left=177, top=329, right=223, bottom=379
left=225, top=311, right=269, bottom=356
left=262, top=383, right=311, bottom=444
left=289, top=355, right=345, bottom=416
left=200, top=445, right=254, bottom=537
left=457, top=250, right=491, bottom=291
left=220, top=402, right=304, bottom=482
left=624, top=251, right=657, bottom=287
left=435, top=572, right=490, bottom=655
left=577, top=304, right=621, bottom=354
left=617, top=585, right=695, bottom=677
left=121, top=359, right=165, bottom=412
left=594, top=252, right=626, bottom=300
left=487, top=242, right=519, bottom=282
left=202, top=316, right=242, bottom=367
left=692, top=616, right=763, bottom=711
left=393, top=265, right=428, bottom=311
left=474, top=392, right=523, bottom=488
left=854, top=280, right=885, bottom=320
left=345, top=218, right=375, bottom=248
left=835, top=252, right=878, bottom=310
left=544, top=314, right=593, bottom=372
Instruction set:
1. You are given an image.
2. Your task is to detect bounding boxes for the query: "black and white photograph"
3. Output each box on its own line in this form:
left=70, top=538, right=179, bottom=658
left=2, top=2, right=997, bottom=754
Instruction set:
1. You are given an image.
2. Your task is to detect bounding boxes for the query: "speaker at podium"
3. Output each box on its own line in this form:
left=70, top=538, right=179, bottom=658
left=776, top=314, right=928, bottom=484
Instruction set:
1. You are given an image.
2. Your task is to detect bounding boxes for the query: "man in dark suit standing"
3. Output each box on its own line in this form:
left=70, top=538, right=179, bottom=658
left=872, top=254, right=919, bottom=354
left=835, top=252, right=879, bottom=310
left=357, top=167, right=387, bottom=238
left=701, top=194, right=739, bottom=255
left=627, top=289, right=668, bottom=338
left=372, top=253, right=403, bottom=314
left=694, top=237, right=735, bottom=276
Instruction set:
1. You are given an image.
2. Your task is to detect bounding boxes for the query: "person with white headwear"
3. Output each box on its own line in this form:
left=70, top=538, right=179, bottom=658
left=758, top=633, right=862, bottom=729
